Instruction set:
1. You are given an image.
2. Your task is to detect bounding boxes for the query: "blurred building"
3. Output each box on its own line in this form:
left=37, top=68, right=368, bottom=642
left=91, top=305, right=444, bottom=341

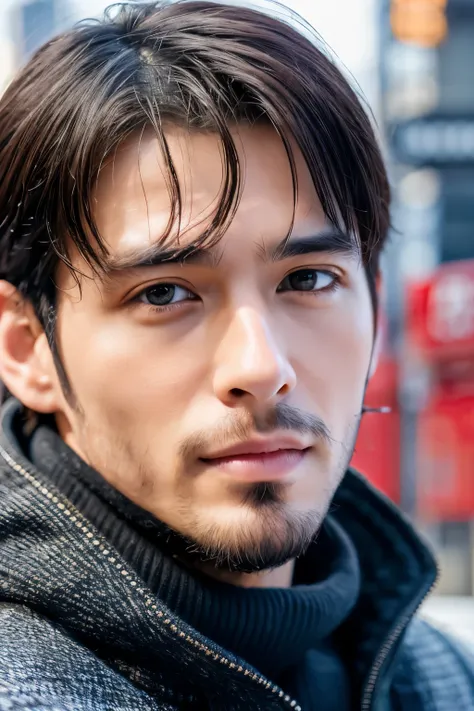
left=354, top=0, right=474, bottom=596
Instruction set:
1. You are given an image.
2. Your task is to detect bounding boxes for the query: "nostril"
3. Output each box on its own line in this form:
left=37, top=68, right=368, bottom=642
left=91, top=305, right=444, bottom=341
left=229, top=388, right=247, bottom=398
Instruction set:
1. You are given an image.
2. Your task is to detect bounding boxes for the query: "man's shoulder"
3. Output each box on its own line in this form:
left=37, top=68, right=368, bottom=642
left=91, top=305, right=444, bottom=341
left=0, top=603, right=165, bottom=711
left=392, top=615, right=474, bottom=710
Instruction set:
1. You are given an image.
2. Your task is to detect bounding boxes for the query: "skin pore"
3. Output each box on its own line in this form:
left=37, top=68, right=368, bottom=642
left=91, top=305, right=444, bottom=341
left=0, top=123, right=376, bottom=588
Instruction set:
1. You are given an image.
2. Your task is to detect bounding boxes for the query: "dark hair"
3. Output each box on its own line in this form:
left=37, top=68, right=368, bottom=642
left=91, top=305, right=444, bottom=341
left=0, top=0, right=389, bottom=334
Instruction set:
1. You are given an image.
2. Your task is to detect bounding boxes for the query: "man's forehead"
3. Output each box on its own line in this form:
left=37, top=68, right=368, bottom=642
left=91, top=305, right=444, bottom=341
left=93, top=125, right=320, bottom=224
left=76, top=125, right=354, bottom=279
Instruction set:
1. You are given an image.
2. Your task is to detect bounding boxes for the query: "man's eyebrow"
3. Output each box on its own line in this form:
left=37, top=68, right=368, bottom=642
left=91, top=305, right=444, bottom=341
left=104, top=242, right=221, bottom=273
left=269, top=229, right=359, bottom=261
left=104, top=228, right=359, bottom=275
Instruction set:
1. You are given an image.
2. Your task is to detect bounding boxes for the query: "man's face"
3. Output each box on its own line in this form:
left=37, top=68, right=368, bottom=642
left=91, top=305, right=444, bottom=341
left=53, top=124, right=375, bottom=571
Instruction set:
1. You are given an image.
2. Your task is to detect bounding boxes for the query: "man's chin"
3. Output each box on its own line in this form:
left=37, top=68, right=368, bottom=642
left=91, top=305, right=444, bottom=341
left=164, top=502, right=323, bottom=574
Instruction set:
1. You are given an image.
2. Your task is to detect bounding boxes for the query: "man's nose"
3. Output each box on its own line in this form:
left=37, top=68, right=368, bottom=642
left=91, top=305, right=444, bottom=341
left=212, top=307, right=297, bottom=407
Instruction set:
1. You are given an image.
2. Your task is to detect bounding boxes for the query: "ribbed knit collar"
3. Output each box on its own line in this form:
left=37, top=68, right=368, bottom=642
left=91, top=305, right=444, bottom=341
left=26, top=411, right=360, bottom=679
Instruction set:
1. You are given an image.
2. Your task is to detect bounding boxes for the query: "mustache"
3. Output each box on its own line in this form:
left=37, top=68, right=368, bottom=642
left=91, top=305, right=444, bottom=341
left=178, top=403, right=331, bottom=463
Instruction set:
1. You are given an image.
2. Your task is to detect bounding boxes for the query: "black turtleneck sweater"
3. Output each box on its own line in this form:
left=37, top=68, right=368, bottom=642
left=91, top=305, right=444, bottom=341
left=26, top=417, right=360, bottom=711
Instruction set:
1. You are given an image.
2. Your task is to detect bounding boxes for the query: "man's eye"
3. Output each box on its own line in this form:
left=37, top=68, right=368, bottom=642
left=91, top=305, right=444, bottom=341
left=137, top=284, right=196, bottom=307
left=278, top=269, right=337, bottom=292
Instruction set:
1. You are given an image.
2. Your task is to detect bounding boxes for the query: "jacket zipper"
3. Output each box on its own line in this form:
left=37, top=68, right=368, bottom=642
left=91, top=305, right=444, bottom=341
left=360, top=574, right=439, bottom=711
left=0, top=444, right=301, bottom=711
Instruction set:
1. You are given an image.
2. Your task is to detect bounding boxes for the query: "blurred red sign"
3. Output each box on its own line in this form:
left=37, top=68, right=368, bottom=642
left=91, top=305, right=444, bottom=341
left=407, top=260, right=474, bottom=361
left=351, top=356, right=401, bottom=504
left=417, top=390, right=474, bottom=520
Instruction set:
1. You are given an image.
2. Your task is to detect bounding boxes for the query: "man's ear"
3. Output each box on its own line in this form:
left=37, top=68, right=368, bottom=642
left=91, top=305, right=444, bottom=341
left=368, top=273, right=383, bottom=380
left=0, top=281, right=61, bottom=413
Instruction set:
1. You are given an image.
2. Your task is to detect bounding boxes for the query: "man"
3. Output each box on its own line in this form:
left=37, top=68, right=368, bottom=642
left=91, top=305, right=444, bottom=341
left=0, top=1, right=472, bottom=710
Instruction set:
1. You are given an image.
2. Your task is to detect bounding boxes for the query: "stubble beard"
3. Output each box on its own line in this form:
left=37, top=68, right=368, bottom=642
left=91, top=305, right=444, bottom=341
left=71, top=406, right=361, bottom=575
left=168, top=419, right=361, bottom=574
left=177, top=482, right=326, bottom=573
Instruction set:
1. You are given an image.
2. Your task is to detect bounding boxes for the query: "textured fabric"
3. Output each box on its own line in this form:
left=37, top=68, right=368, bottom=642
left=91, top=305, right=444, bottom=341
left=2, top=605, right=474, bottom=711
left=29, top=417, right=360, bottom=696
left=390, top=618, right=474, bottom=711
left=278, top=645, right=352, bottom=711
left=0, top=604, right=171, bottom=711
left=1, top=399, right=474, bottom=710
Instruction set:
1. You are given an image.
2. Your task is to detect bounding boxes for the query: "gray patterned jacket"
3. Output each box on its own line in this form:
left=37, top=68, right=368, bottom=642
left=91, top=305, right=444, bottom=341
left=1, top=402, right=474, bottom=710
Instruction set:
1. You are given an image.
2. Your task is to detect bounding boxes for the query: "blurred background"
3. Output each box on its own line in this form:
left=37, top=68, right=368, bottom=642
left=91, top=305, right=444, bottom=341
left=1, top=0, right=473, bottom=642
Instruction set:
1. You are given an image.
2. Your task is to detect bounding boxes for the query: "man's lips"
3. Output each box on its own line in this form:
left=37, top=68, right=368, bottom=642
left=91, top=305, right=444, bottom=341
left=200, top=436, right=310, bottom=460
left=200, top=438, right=311, bottom=482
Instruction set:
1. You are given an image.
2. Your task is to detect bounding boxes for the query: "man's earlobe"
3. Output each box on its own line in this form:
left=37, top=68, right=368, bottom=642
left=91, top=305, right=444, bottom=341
left=0, top=281, right=59, bottom=412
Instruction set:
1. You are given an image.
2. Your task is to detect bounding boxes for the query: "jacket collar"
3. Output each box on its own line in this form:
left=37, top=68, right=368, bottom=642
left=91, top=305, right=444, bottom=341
left=0, top=399, right=438, bottom=709
left=333, top=472, right=438, bottom=706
